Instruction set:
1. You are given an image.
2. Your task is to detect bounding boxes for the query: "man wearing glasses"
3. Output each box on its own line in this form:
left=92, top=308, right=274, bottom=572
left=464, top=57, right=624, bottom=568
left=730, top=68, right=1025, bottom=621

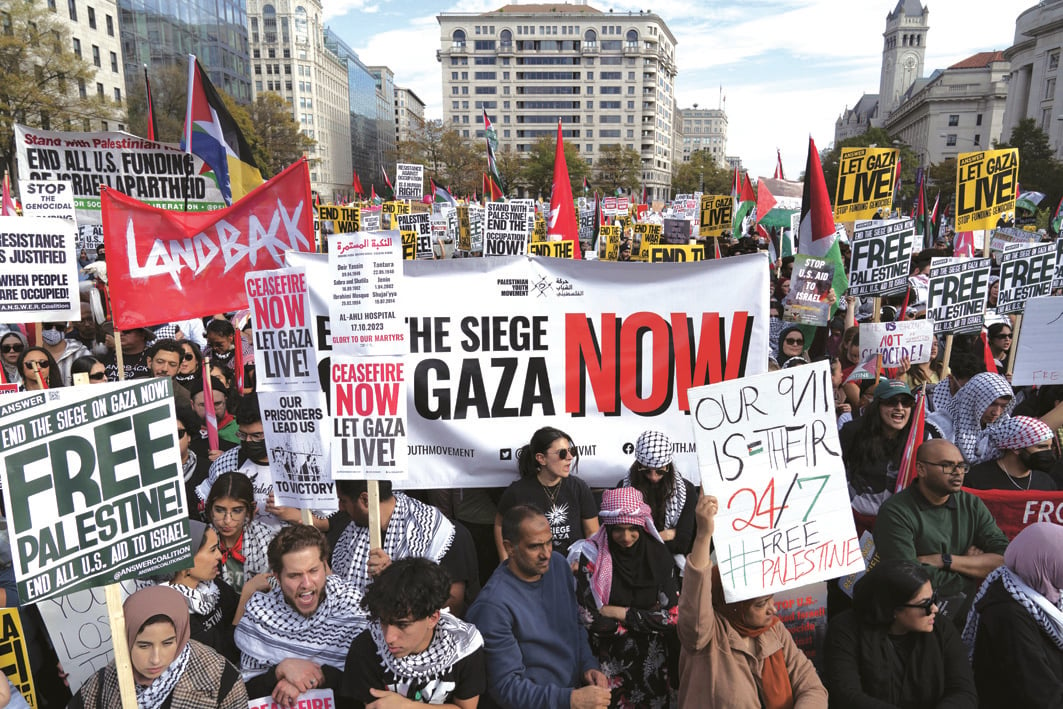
left=873, top=439, right=1009, bottom=625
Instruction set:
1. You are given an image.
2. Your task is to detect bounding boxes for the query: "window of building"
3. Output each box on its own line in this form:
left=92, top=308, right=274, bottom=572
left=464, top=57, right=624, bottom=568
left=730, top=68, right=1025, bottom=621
left=87, top=6, right=95, bottom=28
left=973, top=134, right=981, bottom=146
left=945, top=134, right=957, bottom=146
left=256, top=81, right=263, bottom=92
left=78, top=79, right=86, bottom=97
left=47, top=0, right=56, bottom=11
left=105, top=14, right=113, bottom=34
left=72, top=38, right=81, bottom=57
left=1047, top=76, right=1057, bottom=100
left=114, top=87, right=121, bottom=101
left=1050, top=51, right=1060, bottom=71
left=92, top=45, right=100, bottom=67
left=947, top=114, right=959, bottom=127
left=110, top=51, right=117, bottom=72
left=976, top=113, right=983, bottom=126
left=96, top=82, right=103, bottom=97
left=67, top=0, right=76, bottom=21
left=474, top=40, right=496, bottom=50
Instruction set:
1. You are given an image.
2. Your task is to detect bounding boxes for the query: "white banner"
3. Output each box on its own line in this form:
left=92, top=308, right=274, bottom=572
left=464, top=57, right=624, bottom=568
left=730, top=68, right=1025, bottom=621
left=1012, top=296, right=1063, bottom=386
left=285, top=251, right=769, bottom=488
left=859, top=320, right=935, bottom=366
left=0, top=216, right=80, bottom=321
left=689, top=362, right=863, bottom=602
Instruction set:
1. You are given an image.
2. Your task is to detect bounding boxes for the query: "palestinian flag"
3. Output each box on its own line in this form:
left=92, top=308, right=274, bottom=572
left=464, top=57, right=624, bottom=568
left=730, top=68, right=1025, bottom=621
left=733, top=170, right=755, bottom=239
left=798, top=137, right=848, bottom=318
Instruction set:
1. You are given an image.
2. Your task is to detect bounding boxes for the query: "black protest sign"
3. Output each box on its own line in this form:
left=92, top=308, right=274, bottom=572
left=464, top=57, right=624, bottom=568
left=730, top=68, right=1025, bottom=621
left=784, top=255, right=835, bottom=326
left=928, top=257, right=993, bottom=334
left=848, top=218, right=916, bottom=296
left=0, top=379, right=190, bottom=604
left=997, top=243, right=1056, bottom=315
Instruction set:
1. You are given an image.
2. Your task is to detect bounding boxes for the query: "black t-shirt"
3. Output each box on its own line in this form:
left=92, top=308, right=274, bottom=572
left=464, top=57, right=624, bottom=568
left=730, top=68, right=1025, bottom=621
left=497, top=476, right=598, bottom=556
left=340, top=628, right=486, bottom=706
left=189, top=578, right=240, bottom=664
left=965, top=460, right=1058, bottom=491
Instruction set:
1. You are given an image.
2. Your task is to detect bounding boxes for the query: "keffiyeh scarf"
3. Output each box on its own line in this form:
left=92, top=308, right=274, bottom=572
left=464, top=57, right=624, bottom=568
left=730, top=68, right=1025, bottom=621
left=332, top=493, right=455, bottom=592
left=236, top=575, right=368, bottom=680
left=370, top=612, right=483, bottom=682
left=621, top=473, right=687, bottom=531
left=160, top=580, right=220, bottom=617
left=135, top=642, right=191, bottom=709
left=962, top=565, right=1063, bottom=659
left=217, top=519, right=273, bottom=587
left=949, top=372, right=1014, bottom=464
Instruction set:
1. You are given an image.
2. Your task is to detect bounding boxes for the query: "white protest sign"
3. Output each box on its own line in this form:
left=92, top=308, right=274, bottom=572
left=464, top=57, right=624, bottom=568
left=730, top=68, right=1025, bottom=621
left=360, top=208, right=381, bottom=232
left=1011, top=296, right=1063, bottom=386
left=848, top=219, right=916, bottom=296
left=19, top=180, right=76, bottom=225
left=396, top=213, right=432, bottom=260
left=260, top=388, right=335, bottom=510
left=689, top=361, right=863, bottom=602
left=1053, top=239, right=1063, bottom=290
left=927, top=257, right=992, bottom=335
left=36, top=580, right=138, bottom=694
left=485, top=201, right=532, bottom=256
left=327, top=232, right=405, bottom=357
left=997, top=242, right=1056, bottom=315
left=394, top=163, right=423, bottom=201
left=859, top=320, right=935, bottom=366
left=0, top=216, right=80, bottom=321
left=0, top=379, right=191, bottom=604
left=246, top=268, right=319, bottom=390
left=249, top=688, right=336, bottom=709
left=329, top=354, right=407, bottom=481
left=989, top=226, right=1040, bottom=256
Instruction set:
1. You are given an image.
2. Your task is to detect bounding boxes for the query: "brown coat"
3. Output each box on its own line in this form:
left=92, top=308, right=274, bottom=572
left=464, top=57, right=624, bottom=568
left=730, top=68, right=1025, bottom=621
left=677, top=558, right=828, bottom=709
left=68, top=640, right=248, bottom=709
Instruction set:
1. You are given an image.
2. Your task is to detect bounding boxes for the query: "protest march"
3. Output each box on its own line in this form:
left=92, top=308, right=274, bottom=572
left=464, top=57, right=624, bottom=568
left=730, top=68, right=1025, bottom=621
left=5, top=16, right=1063, bottom=709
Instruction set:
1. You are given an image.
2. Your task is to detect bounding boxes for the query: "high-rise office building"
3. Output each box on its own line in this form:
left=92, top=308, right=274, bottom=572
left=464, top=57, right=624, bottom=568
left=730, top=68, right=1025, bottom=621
left=58, top=0, right=127, bottom=131
left=395, top=87, right=425, bottom=143
left=679, top=106, right=728, bottom=167
left=436, top=3, right=678, bottom=201
left=367, top=66, right=397, bottom=172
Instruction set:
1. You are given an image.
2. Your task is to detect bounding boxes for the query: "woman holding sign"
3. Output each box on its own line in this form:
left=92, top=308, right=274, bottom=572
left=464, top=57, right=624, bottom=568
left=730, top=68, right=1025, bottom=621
left=70, top=585, right=248, bottom=708
left=823, top=559, right=976, bottom=708
left=677, top=496, right=827, bottom=708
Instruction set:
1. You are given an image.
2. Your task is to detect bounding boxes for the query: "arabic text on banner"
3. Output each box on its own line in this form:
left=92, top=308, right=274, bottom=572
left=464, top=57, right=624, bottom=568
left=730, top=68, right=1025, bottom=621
left=327, top=232, right=405, bottom=357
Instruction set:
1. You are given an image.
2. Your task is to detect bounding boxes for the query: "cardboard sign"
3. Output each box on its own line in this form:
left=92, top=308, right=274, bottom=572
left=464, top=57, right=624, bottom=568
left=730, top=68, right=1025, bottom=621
left=0, top=217, right=80, bottom=321
left=689, top=362, right=863, bottom=602
left=833, top=147, right=897, bottom=221
left=0, top=610, right=35, bottom=708
left=859, top=320, right=935, bottom=366
left=395, top=163, right=423, bottom=201
left=327, top=232, right=405, bottom=357
left=927, top=257, right=992, bottom=334
left=648, top=244, right=704, bottom=263
left=1011, top=296, right=1063, bottom=385
left=0, top=379, right=191, bottom=603
left=783, top=254, right=835, bottom=326
left=955, top=149, right=1018, bottom=232
left=997, top=243, right=1056, bottom=315
left=329, top=354, right=407, bottom=480
left=699, top=195, right=733, bottom=238
left=848, top=218, right=916, bottom=296
left=485, top=202, right=531, bottom=256
left=246, top=268, right=318, bottom=390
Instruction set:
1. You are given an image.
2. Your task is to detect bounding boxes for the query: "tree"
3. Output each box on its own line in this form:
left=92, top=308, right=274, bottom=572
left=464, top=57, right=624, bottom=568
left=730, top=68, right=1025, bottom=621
left=246, top=93, right=315, bottom=178
left=925, top=157, right=957, bottom=219
left=995, top=117, right=1063, bottom=215
left=594, top=145, right=641, bottom=195
left=393, top=120, right=482, bottom=197
left=493, top=145, right=524, bottom=196
left=0, top=0, right=119, bottom=174
left=671, top=150, right=731, bottom=195
left=519, top=134, right=589, bottom=200
left=125, top=63, right=186, bottom=143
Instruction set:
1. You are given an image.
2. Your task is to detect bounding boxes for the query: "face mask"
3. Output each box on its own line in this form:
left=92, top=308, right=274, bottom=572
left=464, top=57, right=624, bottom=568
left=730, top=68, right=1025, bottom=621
left=242, top=440, right=268, bottom=462
left=1021, top=449, right=1058, bottom=472
left=41, top=329, right=64, bottom=346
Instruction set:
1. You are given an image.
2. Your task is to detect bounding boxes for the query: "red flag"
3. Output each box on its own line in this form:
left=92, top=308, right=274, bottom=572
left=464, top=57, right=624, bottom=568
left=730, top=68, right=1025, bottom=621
left=485, top=174, right=503, bottom=201
left=895, top=391, right=927, bottom=492
left=980, top=331, right=998, bottom=372
left=352, top=171, right=364, bottom=197
left=370, top=185, right=377, bottom=202
left=773, top=149, right=784, bottom=180
left=713, top=238, right=722, bottom=260
left=381, top=165, right=394, bottom=197
left=546, top=120, right=581, bottom=258
left=103, top=159, right=314, bottom=329
left=755, top=180, right=776, bottom=224
left=144, top=66, right=159, bottom=142
left=1, top=172, right=15, bottom=216
left=202, top=361, right=219, bottom=450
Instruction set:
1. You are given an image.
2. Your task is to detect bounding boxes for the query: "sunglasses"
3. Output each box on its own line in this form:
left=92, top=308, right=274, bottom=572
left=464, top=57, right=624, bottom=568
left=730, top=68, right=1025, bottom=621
left=993, top=333, right=1012, bottom=340
left=24, top=360, right=49, bottom=370
left=900, top=592, right=939, bottom=616
left=41, top=323, right=66, bottom=331
left=88, top=371, right=106, bottom=381
left=182, top=352, right=197, bottom=361
left=784, top=337, right=804, bottom=346
left=1, top=343, right=24, bottom=354
left=636, top=464, right=668, bottom=476
left=882, top=397, right=915, bottom=409
left=552, top=446, right=578, bottom=460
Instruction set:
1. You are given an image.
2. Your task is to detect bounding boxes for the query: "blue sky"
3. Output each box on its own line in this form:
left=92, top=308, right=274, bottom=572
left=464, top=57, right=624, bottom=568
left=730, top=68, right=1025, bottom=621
left=323, top=0, right=1031, bottom=180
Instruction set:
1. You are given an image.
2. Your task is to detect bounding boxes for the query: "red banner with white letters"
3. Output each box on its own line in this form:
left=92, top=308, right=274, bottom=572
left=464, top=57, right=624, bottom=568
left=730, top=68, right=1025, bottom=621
left=967, top=487, right=1063, bottom=539
left=102, top=159, right=314, bottom=329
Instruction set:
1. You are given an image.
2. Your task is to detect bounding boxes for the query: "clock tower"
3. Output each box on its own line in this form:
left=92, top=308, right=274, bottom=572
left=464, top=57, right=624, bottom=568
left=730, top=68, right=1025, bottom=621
left=878, top=0, right=929, bottom=121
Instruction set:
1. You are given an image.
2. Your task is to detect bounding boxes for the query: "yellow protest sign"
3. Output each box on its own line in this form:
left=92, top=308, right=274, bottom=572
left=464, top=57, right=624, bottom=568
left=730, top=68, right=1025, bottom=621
left=633, top=223, right=662, bottom=261
left=699, top=195, right=733, bottom=238
left=0, top=610, right=35, bottom=707
left=528, top=240, right=575, bottom=259
left=401, top=230, right=416, bottom=260
left=382, top=201, right=410, bottom=215
left=457, top=205, right=471, bottom=251
left=833, top=147, right=897, bottom=221
left=317, top=204, right=360, bottom=233
left=649, top=244, right=706, bottom=263
left=532, top=217, right=547, bottom=243
left=599, top=225, right=621, bottom=261
left=955, top=148, right=1019, bottom=232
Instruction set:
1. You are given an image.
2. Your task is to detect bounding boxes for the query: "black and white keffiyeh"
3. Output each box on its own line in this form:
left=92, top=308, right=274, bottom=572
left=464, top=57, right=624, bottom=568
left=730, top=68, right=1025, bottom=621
left=370, top=611, right=483, bottom=682
left=962, top=565, right=1063, bottom=659
left=182, top=449, right=197, bottom=482
left=949, top=372, right=1015, bottom=464
left=217, top=519, right=274, bottom=589
left=135, top=642, right=191, bottom=709
left=160, top=581, right=220, bottom=617
left=621, top=472, right=686, bottom=530
left=235, top=575, right=368, bottom=680
left=332, top=492, right=455, bottom=592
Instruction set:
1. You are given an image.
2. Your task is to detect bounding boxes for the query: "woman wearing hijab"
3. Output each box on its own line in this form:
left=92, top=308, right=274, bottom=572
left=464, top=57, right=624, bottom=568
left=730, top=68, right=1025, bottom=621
left=678, top=496, right=827, bottom=708
left=776, top=324, right=808, bottom=367
left=927, top=371, right=1014, bottom=464
left=573, top=487, right=680, bottom=708
left=70, top=585, right=247, bottom=708
left=617, top=430, right=698, bottom=565
left=964, top=523, right=1063, bottom=707
left=824, top=559, right=976, bottom=708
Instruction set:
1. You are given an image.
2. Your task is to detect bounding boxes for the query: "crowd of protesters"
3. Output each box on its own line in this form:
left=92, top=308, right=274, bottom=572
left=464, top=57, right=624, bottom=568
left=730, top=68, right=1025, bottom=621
left=1, top=228, right=1063, bottom=709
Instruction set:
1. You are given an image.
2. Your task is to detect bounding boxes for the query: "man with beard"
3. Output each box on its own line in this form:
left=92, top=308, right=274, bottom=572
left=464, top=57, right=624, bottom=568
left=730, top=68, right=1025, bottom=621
left=235, top=525, right=367, bottom=707
left=146, top=338, right=191, bottom=408
left=874, top=439, right=1010, bottom=625
left=964, top=416, right=1058, bottom=491
left=100, top=323, right=154, bottom=381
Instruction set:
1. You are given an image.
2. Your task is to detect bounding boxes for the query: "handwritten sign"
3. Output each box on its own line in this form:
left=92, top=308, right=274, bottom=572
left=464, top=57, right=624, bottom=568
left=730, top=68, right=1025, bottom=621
left=848, top=218, right=916, bottom=296
left=1011, top=296, right=1063, bottom=386
left=834, top=147, right=897, bottom=221
left=955, top=149, right=1018, bottom=232
left=997, top=242, right=1056, bottom=315
left=689, top=362, right=863, bottom=602
left=927, top=257, right=992, bottom=334
left=859, top=320, right=935, bottom=366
